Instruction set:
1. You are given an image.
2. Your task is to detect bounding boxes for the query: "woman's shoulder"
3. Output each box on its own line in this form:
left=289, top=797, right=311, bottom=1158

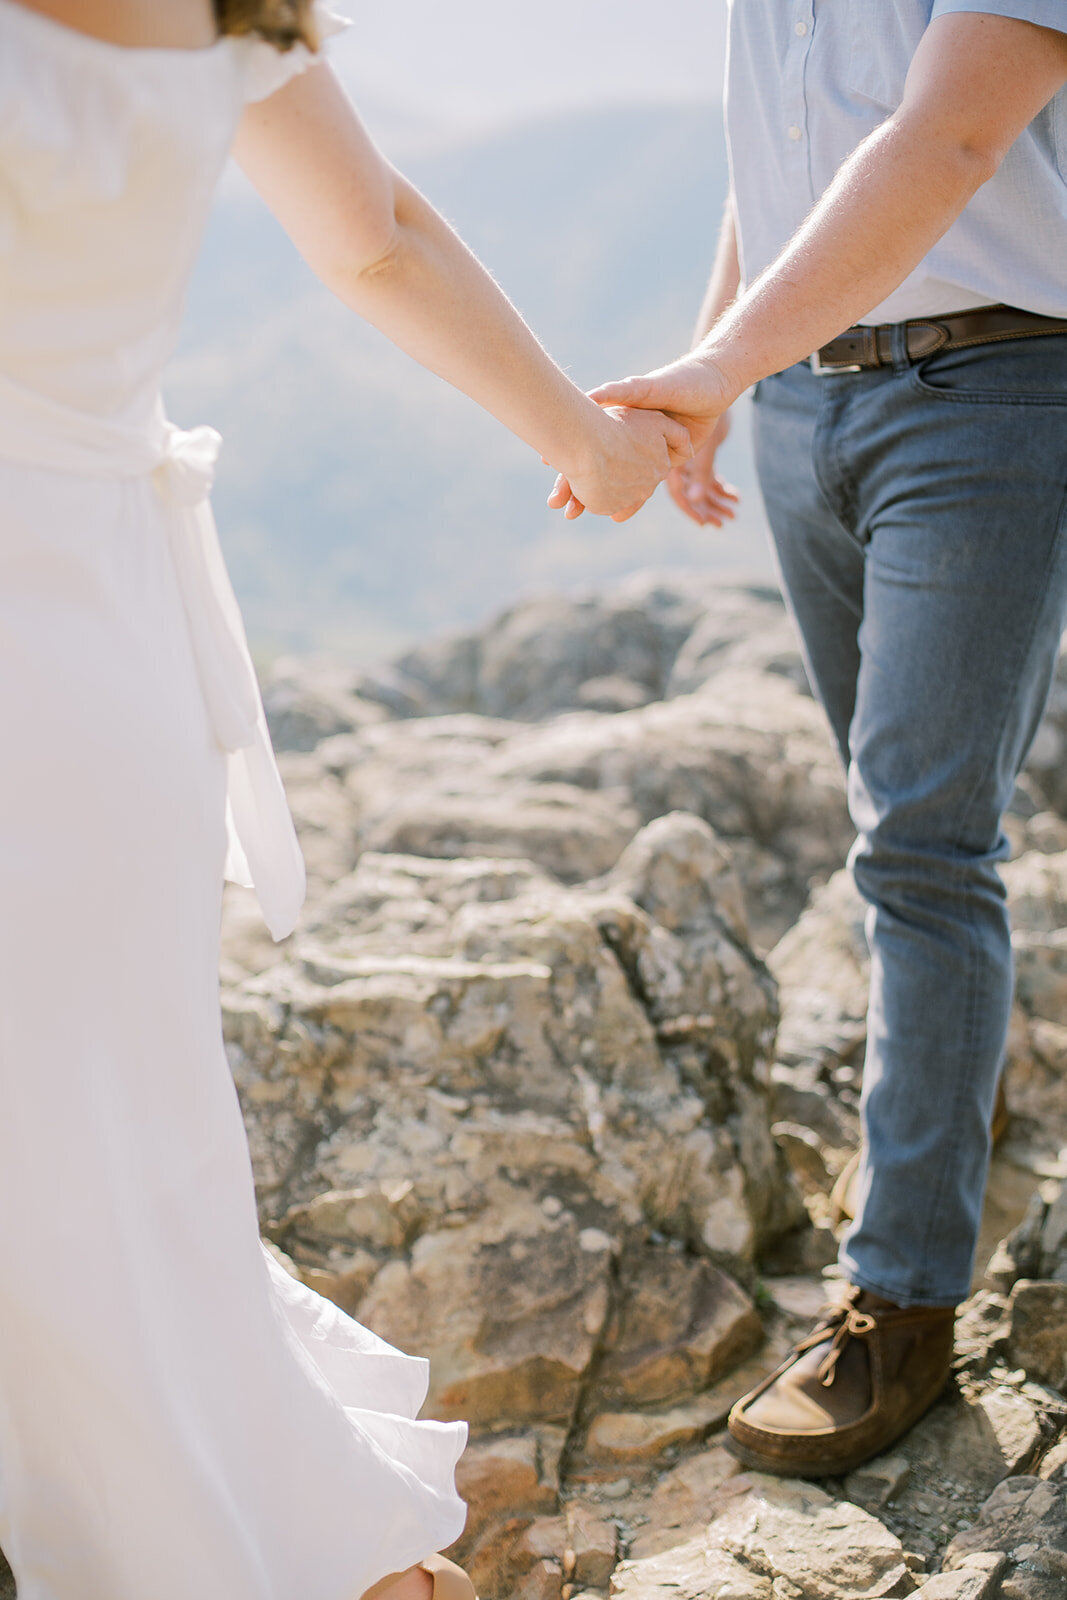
left=237, top=3, right=351, bottom=106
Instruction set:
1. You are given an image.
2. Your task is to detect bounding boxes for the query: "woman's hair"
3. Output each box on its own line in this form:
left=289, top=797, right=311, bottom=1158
left=214, top=0, right=320, bottom=51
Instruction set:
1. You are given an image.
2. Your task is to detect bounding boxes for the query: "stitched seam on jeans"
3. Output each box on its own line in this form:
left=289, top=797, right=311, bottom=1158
left=907, top=357, right=1067, bottom=407
left=912, top=478, right=1067, bottom=1300
left=944, top=328, right=1067, bottom=351
left=813, top=385, right=862, bottom=546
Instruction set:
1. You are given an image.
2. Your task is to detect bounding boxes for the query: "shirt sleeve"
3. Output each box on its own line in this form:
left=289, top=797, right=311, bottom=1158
left=931, top=1, right=1067, bottom=34
left=241, top=3, right=351, bottom=104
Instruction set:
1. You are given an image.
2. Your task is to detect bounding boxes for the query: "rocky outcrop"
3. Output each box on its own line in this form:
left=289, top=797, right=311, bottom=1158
left=222, top=578, right=1067, bottom=1600
left=259, top=578, right=850, bottom=954
left=337, top=575, right=808, bottom=725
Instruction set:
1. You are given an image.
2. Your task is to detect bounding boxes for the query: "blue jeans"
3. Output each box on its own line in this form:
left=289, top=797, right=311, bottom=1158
left=753, top=330, right=1067, bottom=1306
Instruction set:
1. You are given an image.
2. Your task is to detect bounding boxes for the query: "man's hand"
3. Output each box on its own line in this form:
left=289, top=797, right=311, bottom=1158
left=546, top=405, right=693, bottom=522
left=588, top=352, right=738, bottom=455
left=667, top=413, right=739, bottom=528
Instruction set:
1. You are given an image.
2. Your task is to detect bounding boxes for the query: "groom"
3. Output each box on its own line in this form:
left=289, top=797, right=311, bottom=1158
left=558, top=4, right=1067, bottom=1476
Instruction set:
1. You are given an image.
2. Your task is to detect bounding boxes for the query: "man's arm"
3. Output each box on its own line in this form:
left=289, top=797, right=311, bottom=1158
left=693, top=194, right=741, bottom=348
left=233, top=64, right=691, bottom=520
left=589, top=12, right=1067, bottom=449
left=666, top=197, right=743, bottom=526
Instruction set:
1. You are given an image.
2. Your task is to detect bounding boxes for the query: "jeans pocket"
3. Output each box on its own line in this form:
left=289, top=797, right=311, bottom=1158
left=908, top=337, right=1067, bottom=406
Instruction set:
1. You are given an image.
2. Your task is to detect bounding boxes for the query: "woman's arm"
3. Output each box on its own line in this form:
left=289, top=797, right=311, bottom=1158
left=233, top=64, right=690, bottom=520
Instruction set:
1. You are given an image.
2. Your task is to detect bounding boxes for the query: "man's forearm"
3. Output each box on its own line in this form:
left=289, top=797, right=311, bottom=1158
left=703, top=112, right=994, bottom=400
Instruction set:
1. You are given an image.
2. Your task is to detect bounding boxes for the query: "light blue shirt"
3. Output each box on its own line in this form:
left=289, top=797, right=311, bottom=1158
left=724, top=1, right=1067, bottom=323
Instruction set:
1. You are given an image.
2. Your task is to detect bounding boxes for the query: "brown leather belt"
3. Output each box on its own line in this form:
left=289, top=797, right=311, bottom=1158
left=810, top=303, right=1067, bottom=375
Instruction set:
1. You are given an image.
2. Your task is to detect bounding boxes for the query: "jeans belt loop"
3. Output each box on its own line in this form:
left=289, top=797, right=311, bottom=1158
left=889, top=319, right=911, bottom=374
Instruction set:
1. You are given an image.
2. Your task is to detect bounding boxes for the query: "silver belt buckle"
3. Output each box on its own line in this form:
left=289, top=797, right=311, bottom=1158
left=810, top=348, right=862, bottom=376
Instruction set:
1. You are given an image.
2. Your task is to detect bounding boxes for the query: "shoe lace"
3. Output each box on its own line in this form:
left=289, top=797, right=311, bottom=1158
left=793, top=1290, right=878, bottom=1389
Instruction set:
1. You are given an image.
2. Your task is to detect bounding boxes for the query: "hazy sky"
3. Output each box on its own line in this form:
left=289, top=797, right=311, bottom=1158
left=333, top=1, right=728, bottom=128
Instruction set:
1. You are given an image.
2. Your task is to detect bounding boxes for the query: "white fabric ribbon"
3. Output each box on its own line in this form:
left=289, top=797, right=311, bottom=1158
left=152, top=425, right=260, bottom=753
left=0, top=376, right=306, bottom=942
left=151, top=422, right=306, bottom=941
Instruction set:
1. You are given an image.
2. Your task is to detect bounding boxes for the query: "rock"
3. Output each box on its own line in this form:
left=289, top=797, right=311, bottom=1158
left=986, top=1194, right=1055, bottom=1297
left=466, top=1513, right=566, bottom=1600
left=903, top=1387, right=1044, bottom=1499
left=709, top=1475, right=912, bottom=1598
left=632, top=1447, right=742, bottom=1555
left=600, top=809, right=750, bottom=949
left=845, top=1453, right=912, bottom=1511
left=361, top=781, right=640, bottom=886
left=577, top=1394, right=732, bottom=1477
left=277, top=1181, right=422, bottom=1254
left=564, top=1503, right=619, bottom=1588
left=1038, top=1436, right=1067, bottom=1481
left=361, top=576, right=801, bottom=725
left=768, top=868, right=870, bottom=1079
left=454, top=1431, right=563, bottom=1551
left=358, top=1208, right=614, bottom=1428
left=263, top=654, right=386, bottom=751
left=773, top=1121, right=834, bottom=1193
left=577, top=676, right=655, bottom=714
left=226, top=817, right=790, bottom=1382
left=758, top=1220, right=840, bottom=1276
left=260, top=642, right=851, bottom=956
left=0, top=1549, right=12, bottom=1600
left=490, top=671, right=849, bottom=894
left=1001, top=852, right=1067, bottom=1156
left=987, top=1184, right=1067, bottom=1298
left=513, top=1560, right=564, bottom=1600
left=611, top=1528, right=765, bottom=1600
left=1006, top=1282, right=1067, bottom=1392
left=944, top=1476, right=1067, bottom=1600
left=1041, top=1187, right=1067, bottom=1271
left=614, top=1474, right=912, bottom=1600
left=762, top=1275, right=832, bottom=1324
left=1024, top=632, right=1067, bottom=817
left=404, top=582, right=705, bottom=722
left=918, top=1559, right=1005, bottom=1599
left=263, top=753, right=363, bottom=903
left=227, top=825, right=783, bottom=1273
left=590, top=1249, right=762, bottom=1410
left=666, top=587, right=807, bottom=698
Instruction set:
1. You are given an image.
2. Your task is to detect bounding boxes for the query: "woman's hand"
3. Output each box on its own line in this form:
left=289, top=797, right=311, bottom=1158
left=667, top=411, right=739, bottom=527
left=546, top=405, right=693, bottom=522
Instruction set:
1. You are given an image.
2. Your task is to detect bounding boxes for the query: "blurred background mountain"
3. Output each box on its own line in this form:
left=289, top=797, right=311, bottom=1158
left=165, top=0, right=772, bottom=661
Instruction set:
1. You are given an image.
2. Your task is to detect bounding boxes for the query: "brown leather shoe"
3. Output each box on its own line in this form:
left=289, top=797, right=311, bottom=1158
left=727, top=1285, right=955, bottom=1477
left=829, top=1078, right=1010, bottom=1226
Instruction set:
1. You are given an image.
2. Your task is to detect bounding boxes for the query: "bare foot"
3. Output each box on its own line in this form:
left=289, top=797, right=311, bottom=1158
left=362, top=1567, right=434, bottom=1600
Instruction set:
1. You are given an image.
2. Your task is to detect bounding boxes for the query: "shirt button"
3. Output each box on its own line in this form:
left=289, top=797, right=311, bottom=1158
left=788, top=125, right=803, bottom=141
left=794, top=20, right=809, bottom=35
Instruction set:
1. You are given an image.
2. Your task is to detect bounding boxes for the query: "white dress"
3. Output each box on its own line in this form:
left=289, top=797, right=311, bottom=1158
left=0, top=5, right=467, bottom=1598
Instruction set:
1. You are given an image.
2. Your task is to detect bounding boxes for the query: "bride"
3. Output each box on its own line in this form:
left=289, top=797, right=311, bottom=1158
left=0, top=3, right=689, bottom=1598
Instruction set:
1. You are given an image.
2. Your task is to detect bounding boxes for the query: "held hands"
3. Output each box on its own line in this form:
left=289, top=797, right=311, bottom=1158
left=546, top=405, right=693, bottom=523
left=548, top=351, right=740, bottom=522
